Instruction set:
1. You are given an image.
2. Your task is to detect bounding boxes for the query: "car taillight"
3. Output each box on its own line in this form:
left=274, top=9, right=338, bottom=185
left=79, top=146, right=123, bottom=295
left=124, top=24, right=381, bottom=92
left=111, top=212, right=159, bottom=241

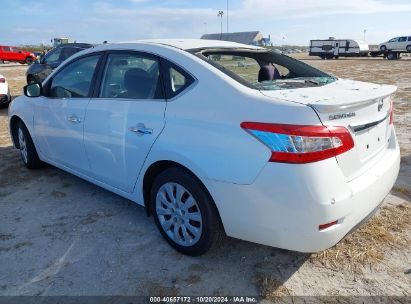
left=0, top=77, right=5, bottom=83
left=389, top=95, right=394, bottom=125
left=241, top=122, right=354, bottom=164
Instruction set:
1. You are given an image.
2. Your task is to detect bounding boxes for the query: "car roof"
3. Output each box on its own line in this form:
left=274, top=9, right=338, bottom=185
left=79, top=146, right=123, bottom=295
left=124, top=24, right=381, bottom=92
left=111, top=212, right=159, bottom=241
left=57, top=43, right=94, bottom=48
left=93, top=39, right=263, bottom=52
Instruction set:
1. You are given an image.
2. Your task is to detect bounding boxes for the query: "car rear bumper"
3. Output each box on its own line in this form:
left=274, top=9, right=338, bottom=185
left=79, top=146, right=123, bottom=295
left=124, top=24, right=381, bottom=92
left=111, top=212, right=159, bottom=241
left=207, top=127, right=400, bottom=252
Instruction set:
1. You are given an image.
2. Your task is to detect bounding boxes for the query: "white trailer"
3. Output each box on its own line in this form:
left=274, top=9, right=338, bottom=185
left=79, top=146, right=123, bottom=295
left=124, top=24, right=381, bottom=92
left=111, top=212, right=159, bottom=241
left=309, top=38, right=369, bottom=59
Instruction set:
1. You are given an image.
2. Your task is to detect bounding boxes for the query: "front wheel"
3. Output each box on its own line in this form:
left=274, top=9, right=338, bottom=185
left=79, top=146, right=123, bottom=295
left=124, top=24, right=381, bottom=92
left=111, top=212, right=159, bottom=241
left=25, top=57, right=34, bottom=65
left=380, top=45, right=387, bottom=52
left=151, top=167, right=223, bottom=256
left=16, top=121, right=43, bottom=169
left=406, top=45, right=411, bottom=52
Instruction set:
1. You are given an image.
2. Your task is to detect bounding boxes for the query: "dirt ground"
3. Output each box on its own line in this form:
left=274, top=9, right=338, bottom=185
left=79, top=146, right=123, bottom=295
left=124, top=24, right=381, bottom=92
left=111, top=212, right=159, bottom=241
left=0, top=58, right=410, bottom=299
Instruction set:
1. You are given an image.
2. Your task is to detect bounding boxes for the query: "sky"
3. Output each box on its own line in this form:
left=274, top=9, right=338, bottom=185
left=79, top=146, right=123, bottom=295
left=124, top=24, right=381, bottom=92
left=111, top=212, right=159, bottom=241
left=2, top=0, right=411, bottom=46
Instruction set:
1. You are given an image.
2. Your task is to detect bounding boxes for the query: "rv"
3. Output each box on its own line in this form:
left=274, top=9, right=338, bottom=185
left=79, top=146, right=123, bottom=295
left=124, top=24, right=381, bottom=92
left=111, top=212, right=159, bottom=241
left=309, top=38, right=369, bottom=59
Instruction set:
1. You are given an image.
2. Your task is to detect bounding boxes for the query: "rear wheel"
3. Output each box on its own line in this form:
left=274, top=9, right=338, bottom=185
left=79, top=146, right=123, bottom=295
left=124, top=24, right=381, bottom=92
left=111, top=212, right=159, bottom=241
left=387, top=52, right=399, bottom=60
left=16, top=121, right=43, bottom=169
left=151, top=167, right=223, bottom=256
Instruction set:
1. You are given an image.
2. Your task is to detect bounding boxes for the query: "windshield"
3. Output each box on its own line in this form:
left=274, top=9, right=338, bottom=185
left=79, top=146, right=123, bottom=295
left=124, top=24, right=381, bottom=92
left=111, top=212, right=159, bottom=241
left=192, top=48, right=336, bottom=91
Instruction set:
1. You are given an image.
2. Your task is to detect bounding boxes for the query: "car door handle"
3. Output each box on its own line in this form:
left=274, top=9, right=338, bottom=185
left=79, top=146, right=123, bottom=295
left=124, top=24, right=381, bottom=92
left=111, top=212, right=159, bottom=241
left=128, top=126, right=153, bottom=135
left=67, top=115, right=81, bottom=123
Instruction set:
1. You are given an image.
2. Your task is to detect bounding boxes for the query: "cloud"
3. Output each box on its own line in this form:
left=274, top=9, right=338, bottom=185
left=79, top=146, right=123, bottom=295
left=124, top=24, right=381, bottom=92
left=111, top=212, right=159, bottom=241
left=4, top=0, right=411, bottom=45
left=240, top=0, right=411, bottom=18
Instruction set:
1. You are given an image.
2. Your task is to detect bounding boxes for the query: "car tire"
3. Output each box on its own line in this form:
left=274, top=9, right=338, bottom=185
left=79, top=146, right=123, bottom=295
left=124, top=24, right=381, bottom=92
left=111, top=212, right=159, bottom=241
left=407, top=45, right=411, bottom=52
left=25, top=57, right=34, bottom=65
left=151, top=167, right=224, bottom=256
left=387, top=52, right=399, bottom=60
left=380, top=45, right=387, bottom=52
left=16, top=121, right=43, bottom=169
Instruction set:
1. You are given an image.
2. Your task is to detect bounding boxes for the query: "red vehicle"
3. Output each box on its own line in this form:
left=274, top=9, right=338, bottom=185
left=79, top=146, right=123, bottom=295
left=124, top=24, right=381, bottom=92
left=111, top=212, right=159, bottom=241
left=0, top=45, right=36, bottom=65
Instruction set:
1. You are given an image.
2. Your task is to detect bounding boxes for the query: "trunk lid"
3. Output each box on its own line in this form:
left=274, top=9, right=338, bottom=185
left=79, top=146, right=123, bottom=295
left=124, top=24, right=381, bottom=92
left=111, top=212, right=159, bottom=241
left=261, top=79, right=397, bottom=181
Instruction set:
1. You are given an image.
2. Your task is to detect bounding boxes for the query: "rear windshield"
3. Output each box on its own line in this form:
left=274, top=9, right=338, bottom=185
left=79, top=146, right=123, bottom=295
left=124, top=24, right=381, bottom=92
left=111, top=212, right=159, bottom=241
left=192, top=48, right=336, bottom=91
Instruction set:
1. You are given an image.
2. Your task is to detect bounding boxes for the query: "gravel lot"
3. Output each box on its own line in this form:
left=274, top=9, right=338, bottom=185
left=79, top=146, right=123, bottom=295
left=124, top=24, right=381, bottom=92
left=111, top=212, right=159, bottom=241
left=0, top=58, right=410, bottom=298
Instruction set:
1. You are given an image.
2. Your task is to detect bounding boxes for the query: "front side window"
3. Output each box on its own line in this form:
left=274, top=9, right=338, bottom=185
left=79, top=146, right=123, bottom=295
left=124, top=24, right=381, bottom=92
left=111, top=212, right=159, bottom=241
left=99, top=53, right=163, bottom=99
left=388, top=38, right=398, bottom=42
left=43, top=48, right=62, bottom=64
left=2, top=47, right=11, bottom=52
left=49, top=55, right=100, bottom=98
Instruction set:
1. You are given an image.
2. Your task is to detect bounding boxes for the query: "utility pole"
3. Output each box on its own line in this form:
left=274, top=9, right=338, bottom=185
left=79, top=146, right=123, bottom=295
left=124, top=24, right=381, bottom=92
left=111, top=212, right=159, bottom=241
left=363, top=29, right=367, bottom=41
left=217, top=11, right=224, bottom=39
left=204, top=22, right=207, bottom=34
left=226, top=0, right=229, bottom=33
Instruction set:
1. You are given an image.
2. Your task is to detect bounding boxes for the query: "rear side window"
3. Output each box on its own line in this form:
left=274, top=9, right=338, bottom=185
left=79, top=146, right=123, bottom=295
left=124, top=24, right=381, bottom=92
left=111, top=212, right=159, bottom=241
left=399, top=37, right=407, bottom=42
left=60, top=47, right=80, bottom=61
left=408, top=37, right=411, bottom=41
left=49, top=55, right=100, bottom=98
left=163, top=63, right=194, bottom=99
left=99, top=53, right=164, bottom=99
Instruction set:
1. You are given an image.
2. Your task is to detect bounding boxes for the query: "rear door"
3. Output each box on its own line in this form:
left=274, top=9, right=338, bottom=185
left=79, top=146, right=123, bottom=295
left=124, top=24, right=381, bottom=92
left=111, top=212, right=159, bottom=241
left=10, top=47, right=24, bottom=61
left=83, top=51, right=166, bottom=193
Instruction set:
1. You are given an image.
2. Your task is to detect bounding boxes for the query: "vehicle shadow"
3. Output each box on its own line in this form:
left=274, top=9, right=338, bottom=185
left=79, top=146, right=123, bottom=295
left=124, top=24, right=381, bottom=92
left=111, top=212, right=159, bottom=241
left=0, top=142, right=309, bottom=296
left=393, top=153, right=411, bottom=202
left=0, top=106, right=9, bottom=116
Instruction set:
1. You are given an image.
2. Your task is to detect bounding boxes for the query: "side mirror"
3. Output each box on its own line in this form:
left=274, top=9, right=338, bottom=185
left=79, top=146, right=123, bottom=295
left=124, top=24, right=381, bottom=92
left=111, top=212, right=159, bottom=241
left=24, top=83, right=42, bottom=97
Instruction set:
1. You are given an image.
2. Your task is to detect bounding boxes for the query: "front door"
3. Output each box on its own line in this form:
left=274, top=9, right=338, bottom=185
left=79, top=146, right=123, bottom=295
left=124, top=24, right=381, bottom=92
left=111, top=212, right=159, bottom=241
left=38, top=48, right=64, bottom=82
left=34, top=54, right=102, bottom=173
left=84, top=52, right=166, bottom=193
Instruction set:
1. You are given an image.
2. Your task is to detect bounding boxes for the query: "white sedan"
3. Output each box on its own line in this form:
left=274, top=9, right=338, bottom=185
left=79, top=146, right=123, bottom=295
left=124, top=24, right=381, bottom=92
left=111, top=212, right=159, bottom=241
left=8, top=40, right=400, bottom=256
left=0, top=74, right=11, bottom=107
